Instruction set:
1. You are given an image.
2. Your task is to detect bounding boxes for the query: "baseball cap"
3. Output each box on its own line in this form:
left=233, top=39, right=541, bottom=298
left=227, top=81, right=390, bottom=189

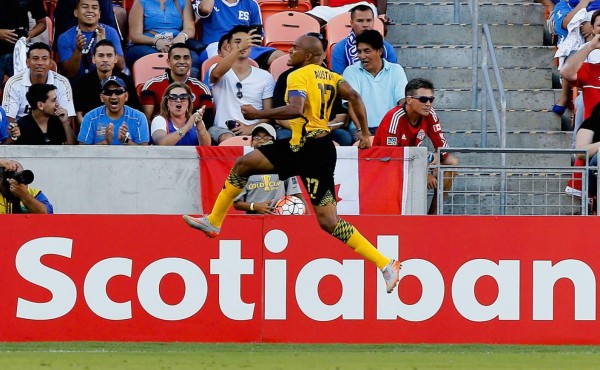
left=101, top=76, right=127, bottom=90
left=251, top=123, right=277, bottom=140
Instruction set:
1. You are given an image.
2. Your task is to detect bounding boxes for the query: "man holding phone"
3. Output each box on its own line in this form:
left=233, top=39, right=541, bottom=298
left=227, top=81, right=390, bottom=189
left=207, top=25, right=275, bottom=144
left=8, top=84, right=76, bottom=145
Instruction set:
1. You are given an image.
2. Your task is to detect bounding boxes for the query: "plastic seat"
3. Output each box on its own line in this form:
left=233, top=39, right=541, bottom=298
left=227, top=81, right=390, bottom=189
left=132, top=52, right=168, bottom=87
left=201, top=56, right=260, bottom=81
left=258, top=0, right=312, bottom=24
left=219, top=135, right=253, bottom=146
left=268, top=54, right=292, bottom=81
left=263, top=11, right=320, bottom=53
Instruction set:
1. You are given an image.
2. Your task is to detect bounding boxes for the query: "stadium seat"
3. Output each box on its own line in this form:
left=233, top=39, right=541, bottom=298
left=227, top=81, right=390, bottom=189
left=132, top=53, right=168, bottom=87
left=263, top=11, right=320, bottom=53
left=201, top=56, right=260, bottom=81
left=268, top=54, right=291, bottom=81
left=258, top=0, right=312, bottom=24
left=219, top=135, right=253, bottom=146
left=325, top=12, right=384, bottom=68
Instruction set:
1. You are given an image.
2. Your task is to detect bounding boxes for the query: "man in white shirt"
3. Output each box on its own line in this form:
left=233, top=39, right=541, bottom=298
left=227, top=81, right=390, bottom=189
left=2, top=43, right=75, bottom=135
left=208, top=25, right=275, bottom=144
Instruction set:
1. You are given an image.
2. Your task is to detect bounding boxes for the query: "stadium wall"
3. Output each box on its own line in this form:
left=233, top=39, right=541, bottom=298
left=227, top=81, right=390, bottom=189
left=0, top=146, right=428, bottom=214
left=3, top=215, right=599, bottom=344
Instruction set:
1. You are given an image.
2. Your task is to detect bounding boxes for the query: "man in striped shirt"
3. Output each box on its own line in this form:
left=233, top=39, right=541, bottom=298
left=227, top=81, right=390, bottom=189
left=373, top=78, right=459, bottom=215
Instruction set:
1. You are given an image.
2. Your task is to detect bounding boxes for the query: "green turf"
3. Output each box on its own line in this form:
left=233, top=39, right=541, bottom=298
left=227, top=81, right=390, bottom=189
left=1, top=343, right=600, bottom=369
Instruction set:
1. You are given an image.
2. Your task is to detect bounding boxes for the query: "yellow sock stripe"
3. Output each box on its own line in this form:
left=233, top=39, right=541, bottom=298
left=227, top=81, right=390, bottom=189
left=331, top=219, right=355, bottom=243
left=226, top=170, right=248, bottom=189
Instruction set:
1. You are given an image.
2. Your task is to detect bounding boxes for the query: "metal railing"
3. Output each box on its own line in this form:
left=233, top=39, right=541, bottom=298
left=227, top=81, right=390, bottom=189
left=435, top=148, right=591, bottom=216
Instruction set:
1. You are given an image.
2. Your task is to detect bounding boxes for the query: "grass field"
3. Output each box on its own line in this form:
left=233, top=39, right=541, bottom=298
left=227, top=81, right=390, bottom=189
left=2, top=343, right=600, bottom=369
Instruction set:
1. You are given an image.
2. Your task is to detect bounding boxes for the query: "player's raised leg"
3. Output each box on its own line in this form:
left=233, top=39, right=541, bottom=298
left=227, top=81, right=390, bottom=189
left=183, top=149, right=275, bottom=237
left=312, top=201, right=401, bottom=294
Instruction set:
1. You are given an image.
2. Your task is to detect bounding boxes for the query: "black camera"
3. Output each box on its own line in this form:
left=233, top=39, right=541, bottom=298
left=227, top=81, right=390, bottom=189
left=0, top=167, right=34, bottom=185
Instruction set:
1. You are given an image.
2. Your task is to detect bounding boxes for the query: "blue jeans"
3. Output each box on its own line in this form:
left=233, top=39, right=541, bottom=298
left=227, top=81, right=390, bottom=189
left=0, top=53, right=14, bottom=84
left=126, top=45, right=201, bottom=78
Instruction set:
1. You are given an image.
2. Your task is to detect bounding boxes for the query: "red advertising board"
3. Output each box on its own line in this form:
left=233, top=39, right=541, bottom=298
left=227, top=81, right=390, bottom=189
left=1, top=215, right=598, bottom=344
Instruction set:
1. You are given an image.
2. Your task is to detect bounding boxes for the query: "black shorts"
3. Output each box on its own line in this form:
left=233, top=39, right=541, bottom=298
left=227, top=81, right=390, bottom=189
left=258, top=135, right=336, bottom=206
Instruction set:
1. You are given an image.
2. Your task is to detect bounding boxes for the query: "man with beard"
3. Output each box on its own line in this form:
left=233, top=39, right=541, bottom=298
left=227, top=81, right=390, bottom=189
left=78, top=76, right=149, bottom=145
left=140, top=43, right=213, bottom=126
left=74, top=39, right=139, bottom=127
left=2, top=43, right=75, bottom=133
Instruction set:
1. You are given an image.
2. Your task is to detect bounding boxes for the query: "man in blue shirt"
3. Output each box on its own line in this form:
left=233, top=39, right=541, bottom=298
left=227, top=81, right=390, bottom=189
left=330, top=4, right=396, bottom=74
left=78, top=76, right=149, bottom=145
left=342, top=30, right=407, bottom=135
left=195, top=0, right=284, bottom=69
left=57, top=0, right=125, bottom=82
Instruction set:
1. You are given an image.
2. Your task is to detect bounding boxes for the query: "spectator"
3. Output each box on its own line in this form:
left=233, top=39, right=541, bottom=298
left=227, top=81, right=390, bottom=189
left=0, top=107, right=10, bottom=144
left=150, top=82, right=211, bottom=146
left=57, top=0, right=125, bottom=82
left=233, top=123, right=306, bottom=214
left=330, top=4, right=397, bottom=74
left=373, top=78, right=459, bottom=215
left=78, top=76, right=149, bottom=145
left=208, top=26, right=275, bottom=144
left=8, top=84, right=76, bottom=145
left=127, top=0, right=199, bottom=77
left=140, top=43, right=213, bottom=124
left=74, top=39, right=140, bottom=127
left=0, top=0, right=46, bottom=84
left=0, top=159, right=53, bottom=214
left=561, top=31, right=600, bottom=120
left=575, top=101, right=600, bottom=198
left=53, top=0, right=119, bottom=51
left=2, top=43, right=75, bottom=133
left=552, top=0, right=594, bottom=116
left=343, top=29, right=407, bottom=135
left=195, top=0, right=285, bottom=70
left=306, top=1, right=379, bottom=27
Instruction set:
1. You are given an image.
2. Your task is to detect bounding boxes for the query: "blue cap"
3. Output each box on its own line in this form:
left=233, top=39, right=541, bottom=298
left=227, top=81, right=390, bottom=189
left=101, top=76, right=127, bottom=90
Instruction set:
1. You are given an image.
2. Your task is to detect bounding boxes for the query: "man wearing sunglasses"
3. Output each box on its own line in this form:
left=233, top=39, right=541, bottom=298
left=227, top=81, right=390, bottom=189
left=374, top=78, right=459, bottom=215
left=78, top=76, right=149, bottom=145
left=184, top=33, right=402, bottom=295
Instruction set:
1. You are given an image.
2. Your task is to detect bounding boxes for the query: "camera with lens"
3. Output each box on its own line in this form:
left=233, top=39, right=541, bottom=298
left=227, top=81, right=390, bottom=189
left=0, top=167, right=34, bottom=185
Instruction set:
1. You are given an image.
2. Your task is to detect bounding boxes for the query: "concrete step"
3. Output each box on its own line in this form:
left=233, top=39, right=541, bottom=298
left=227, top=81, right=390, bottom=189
left=388, top=24, right=544, bottom=46
left=387, top=2, right=545, bottom=25
left=436, top=108, right=564, bottom=131
left=443, top=130, right=572, bottom=148
left=404, top=67, right=552, bottom=89
left=396, top=45, right=554, bottom=68
left=435, top=88, right=557, bottom=110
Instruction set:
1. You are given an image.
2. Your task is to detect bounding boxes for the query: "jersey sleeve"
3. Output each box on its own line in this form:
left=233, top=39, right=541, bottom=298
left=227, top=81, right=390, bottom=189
left=286, top=69, right=308, bottom=103
left=373, top=108, right=394, bottom=146
left=426, top=109, right=450, bottom=154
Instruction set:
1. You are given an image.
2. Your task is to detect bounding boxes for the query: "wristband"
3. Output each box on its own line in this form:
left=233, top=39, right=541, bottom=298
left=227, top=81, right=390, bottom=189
left=181, top=32, right=189, bottom=41
left=250, top=202, right=255, bottom=211
left=154, top=38, right=161, bottom=48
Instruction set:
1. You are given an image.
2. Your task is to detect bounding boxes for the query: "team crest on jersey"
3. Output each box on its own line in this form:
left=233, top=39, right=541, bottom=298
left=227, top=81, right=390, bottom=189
left=386, top=137, right=397, bottom=146
left=417, top=129, right=426, bottom=141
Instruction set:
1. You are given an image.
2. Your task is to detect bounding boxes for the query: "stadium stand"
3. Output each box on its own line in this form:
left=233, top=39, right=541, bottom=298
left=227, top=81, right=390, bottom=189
left=258, top=0, right=312, bottom=24
left=132, top=53, right=168, bottom=87
left=263, top=11, right=320, bottom=52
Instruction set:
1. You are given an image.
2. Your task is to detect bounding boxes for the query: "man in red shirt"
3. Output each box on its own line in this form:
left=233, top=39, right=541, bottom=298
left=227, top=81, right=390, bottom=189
left=373, top=78, right=459, bottom=214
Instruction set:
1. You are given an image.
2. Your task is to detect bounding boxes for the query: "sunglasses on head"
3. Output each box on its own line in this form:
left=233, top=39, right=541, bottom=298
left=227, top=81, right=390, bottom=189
left=409, top=95, right=435, bottom=104
left=101, top=88, right=126, bottom=96
left=236, top=82, right=243, bottom=99
left=167, top=93, right=190, bottom=102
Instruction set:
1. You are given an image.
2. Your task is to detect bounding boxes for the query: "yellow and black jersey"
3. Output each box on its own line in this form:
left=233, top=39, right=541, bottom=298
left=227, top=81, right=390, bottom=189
left=285, top=64, right=344, bottom=151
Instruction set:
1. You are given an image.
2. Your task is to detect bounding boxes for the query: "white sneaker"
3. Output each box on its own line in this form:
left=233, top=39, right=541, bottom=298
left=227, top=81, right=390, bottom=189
left=182, top=214, right=220, bottom=238
left=381, top=259, right=401, bottom=293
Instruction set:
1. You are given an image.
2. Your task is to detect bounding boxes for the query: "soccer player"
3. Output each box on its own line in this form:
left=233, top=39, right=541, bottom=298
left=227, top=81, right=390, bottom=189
left=183, top=33, right=401, bottom=294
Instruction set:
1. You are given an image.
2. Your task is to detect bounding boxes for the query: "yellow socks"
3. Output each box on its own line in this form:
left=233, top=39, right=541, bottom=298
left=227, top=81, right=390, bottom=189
left=208, top=170, right=247, bottom=228
left=331, top=219, right=391, bottom=270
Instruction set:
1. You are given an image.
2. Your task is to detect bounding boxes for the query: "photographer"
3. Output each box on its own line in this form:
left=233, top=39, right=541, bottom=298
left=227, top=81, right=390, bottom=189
left=0, top=159, right=53, bottom=214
